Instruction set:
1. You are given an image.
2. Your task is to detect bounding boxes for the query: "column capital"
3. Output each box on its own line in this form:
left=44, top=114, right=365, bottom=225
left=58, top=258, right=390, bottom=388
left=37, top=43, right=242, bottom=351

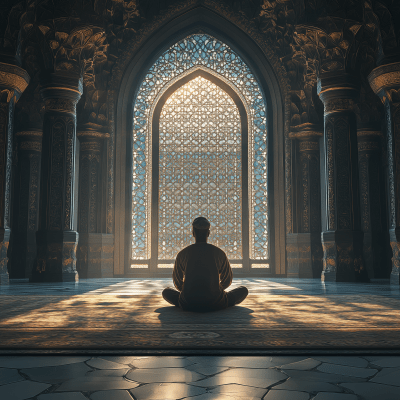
left=0, top=62, right=30, bottom=103
left=317, top=72, right=360, bottom=101
left=289, top=123, right=323, bottom=140
left=40, top=72, right=83, bottom=112
left=77, top=123, right=110, bottom=141
left=368, top=62, right=400, bottom=104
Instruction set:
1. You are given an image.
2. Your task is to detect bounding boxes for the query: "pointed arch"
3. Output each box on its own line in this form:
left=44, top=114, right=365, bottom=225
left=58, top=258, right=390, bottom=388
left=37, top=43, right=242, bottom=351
left=112, top=6, right=287, bottom=276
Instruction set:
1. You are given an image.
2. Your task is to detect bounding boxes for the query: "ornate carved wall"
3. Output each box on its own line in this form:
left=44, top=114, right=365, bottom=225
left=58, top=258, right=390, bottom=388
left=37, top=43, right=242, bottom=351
left=0, top=0, right=398, bottom=282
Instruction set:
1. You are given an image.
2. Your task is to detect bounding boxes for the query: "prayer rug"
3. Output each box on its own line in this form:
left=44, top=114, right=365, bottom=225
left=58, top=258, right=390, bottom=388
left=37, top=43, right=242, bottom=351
left=0, top=294, right=399, bottom=351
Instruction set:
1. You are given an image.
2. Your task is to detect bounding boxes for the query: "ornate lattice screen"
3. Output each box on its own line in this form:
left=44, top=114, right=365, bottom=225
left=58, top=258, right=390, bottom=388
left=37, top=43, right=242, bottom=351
left=132, top=34, right=269, bottom=267
left=158, top=76, right=242, bottom=260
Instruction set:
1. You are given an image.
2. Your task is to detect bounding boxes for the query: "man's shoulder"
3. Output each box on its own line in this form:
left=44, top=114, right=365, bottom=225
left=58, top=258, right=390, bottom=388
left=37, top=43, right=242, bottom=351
left=176, top=244, right=196, bottom=257
left=207, top=243, right=228, bottom=258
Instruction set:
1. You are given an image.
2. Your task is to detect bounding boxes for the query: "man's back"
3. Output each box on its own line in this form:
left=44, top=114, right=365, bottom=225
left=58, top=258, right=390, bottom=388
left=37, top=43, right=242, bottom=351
left=173, top=242, right=232, bottom=310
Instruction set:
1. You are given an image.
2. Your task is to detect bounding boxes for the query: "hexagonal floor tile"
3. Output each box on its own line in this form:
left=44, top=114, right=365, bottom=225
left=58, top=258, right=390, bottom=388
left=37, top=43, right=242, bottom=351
left=126, top=367, right=204, bottom=383
left=340, top=382, right=400, bottom=400
left=0, top=367, right=25, bottom=386
left=263, top=390, right=309, bottom=400
left=130, top=383, right=206, bottom=399
left=90, top=389, right=134, bottom=400
left=0, top=380, right=50, bottom=400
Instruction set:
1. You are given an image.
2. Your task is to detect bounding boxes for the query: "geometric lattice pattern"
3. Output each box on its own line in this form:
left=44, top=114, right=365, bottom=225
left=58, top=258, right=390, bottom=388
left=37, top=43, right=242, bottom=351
left=132, top=34, right=268, bottom=262
left=159, top=76, right=242, bottom=260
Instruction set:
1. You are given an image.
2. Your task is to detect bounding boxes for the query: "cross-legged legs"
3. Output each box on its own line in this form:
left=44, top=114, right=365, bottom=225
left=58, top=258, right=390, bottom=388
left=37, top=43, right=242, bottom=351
left=226, top=286, right=248, bottom=307
left=162, top=286, right=248, bottom=309
left=162, top=287, right=180, bottom=307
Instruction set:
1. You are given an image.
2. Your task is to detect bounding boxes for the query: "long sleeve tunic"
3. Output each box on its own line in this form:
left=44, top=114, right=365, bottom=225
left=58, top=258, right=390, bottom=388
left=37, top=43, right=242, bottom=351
left=172, top=242, right=233, bottom=310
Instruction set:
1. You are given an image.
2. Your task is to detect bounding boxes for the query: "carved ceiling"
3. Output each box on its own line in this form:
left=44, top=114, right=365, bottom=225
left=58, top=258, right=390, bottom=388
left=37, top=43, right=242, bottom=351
left=0, top=0, right=398, bottom=131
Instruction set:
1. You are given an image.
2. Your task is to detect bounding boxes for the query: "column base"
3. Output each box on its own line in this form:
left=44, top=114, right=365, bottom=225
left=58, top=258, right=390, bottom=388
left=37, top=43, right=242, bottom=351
left=31, top=230, right=79, bottom=282
left=321, top=230, right=369, bottom=282
left=389, top=229, right=400, bottom=285
left=286, top=233, right=322, bottom=278
left=77, top=233, right=114, bottom=278
left=0, top=228, right=10, bottom=285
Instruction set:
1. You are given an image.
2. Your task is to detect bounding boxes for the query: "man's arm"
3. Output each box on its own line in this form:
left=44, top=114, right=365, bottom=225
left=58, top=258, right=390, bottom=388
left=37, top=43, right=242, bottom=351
left=219, top=255, right=233, bottom=290
left=172, top=254, right=185, bottom=291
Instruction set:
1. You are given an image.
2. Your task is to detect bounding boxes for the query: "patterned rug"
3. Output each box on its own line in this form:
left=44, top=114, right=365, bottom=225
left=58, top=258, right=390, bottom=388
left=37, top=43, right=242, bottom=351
left=1, top=294, right=399, bottom=351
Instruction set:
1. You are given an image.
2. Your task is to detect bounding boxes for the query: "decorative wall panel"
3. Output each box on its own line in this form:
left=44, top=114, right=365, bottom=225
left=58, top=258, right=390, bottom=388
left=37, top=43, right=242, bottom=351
left=132, top=33, right=268, bottom=263
left=158, top=76, right=242, bottom=260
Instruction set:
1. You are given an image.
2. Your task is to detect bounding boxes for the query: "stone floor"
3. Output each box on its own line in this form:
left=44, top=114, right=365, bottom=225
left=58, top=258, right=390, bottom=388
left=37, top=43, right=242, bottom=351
left=0, top=355, right=400, bottom=399
left=1, top=278, right=400, bottom=399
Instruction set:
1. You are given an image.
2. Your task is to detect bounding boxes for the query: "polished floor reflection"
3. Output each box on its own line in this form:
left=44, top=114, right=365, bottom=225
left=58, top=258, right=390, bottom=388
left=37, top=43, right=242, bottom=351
left=0, top=355, right=400, bottom=399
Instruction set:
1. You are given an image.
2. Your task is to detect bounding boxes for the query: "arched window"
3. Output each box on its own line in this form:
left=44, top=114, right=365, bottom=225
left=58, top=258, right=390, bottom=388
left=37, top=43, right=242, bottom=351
left=131, top=34, right=269, bottom=274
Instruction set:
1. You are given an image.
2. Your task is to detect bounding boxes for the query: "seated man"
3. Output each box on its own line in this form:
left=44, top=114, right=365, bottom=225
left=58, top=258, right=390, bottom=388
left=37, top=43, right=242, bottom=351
left=162, top=217, right=248, bottom=312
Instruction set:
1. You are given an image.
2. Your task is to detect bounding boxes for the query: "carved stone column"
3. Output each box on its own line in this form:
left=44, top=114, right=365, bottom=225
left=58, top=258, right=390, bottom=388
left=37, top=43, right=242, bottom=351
left=369, top=62, right=400, bottom=285
left=9, top=129, right=42, bottom=278
left=77, top=127, right=113, bottom=278
left=318, top=72, right=367, bottom=282
left=287, top=123, right=323, bottom=278
left=0, top=62, right=29, bottom=284
left=31, top=73, right=82, bottom=282
left=357, top=126, right=390, bottom=279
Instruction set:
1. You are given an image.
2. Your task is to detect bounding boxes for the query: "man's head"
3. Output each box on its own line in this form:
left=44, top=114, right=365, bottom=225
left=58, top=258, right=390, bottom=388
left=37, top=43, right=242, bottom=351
left=192, top=217, right=210, bottom=243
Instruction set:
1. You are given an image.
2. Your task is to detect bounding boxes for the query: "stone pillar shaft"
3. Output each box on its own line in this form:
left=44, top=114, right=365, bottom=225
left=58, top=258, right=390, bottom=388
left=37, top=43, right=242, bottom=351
left=357, top=128, right=390, bottom=279
left=318, top=73, right=367, bottom=282
left=0, top=62, right=29, bottom=284
left=287, top=123, right=323, bottom=278
left=31, top=73, right=82, bottom=282
left=77, top=128, right=113, bottom=278
left=9, top=130, right=42, bottom=278
left=369, top=62, right=400, bottom=284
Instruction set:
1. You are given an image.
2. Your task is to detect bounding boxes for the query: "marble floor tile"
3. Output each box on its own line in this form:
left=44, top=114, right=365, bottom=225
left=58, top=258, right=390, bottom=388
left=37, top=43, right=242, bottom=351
left=278, top=358, right=321, bottom=371
left=369, top=357, right=400, bottom=368
left=0, top=356, right=89, bottom=369
left=38, top=393, right=88, bottom=400
left=0, top=380, right=50, bottom=400
left=312, top=357, right=368, bottom=368
left=283, top=369, right=367, bottom=383
left=317, top=363, right=377, bottom=378
left=126, top=367, right=204, bottom=383
left=21, top=362, right=92, bottom=384
left=86, top=368, right=130, bottom=377
left=0, top=367, right=25, bottom=386
left=340, top=382, right=400, bottom=400
left=271, top=378, right=342, bottom=393
left=263, top=389, right=309, bottom=400
left=185, top=364, right=229, bottom=375
left=370, top=368, right=400, bottom=386
left=129, top=357, right=193, bottom=369
left=209, top=368, right=287, bottom=381
left=56, top=377, right=139, bottom=392
left=187, top=356, right=306, bottom=369
left=130, top=382, right=206, bottom=399
left=90, top=389, right=134, bottom=400
left=86, top=358, right=128, bottom=370
left=183, top=394, right=257, bottom=400
left=190, top=376, right=283, bottom=389
left=312, top=393, right=358, bottom=400
left=209, top=383, right=268, bottom=396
